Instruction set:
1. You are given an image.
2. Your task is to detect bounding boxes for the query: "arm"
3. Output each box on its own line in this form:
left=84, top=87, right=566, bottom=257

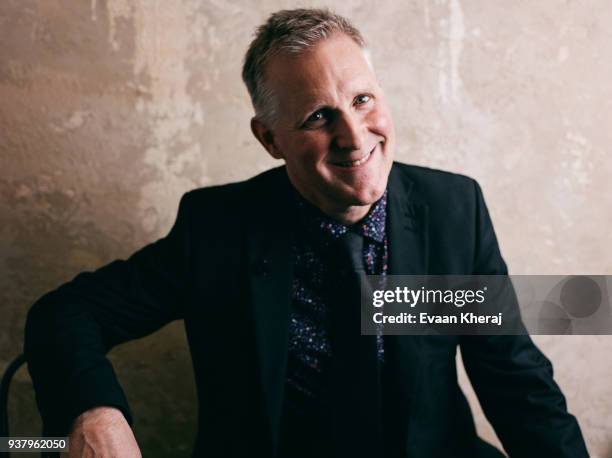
left=24, top=192, right=193, bottom=437
left=460, top=181, right=588, bottom=457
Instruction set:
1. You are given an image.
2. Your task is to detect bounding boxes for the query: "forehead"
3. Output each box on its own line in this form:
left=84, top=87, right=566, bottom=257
left=265, top=34, right=377, bottom=117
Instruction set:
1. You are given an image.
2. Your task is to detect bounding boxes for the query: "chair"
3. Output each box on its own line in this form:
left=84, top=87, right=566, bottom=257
left=0, top=354, right=27, bottom=437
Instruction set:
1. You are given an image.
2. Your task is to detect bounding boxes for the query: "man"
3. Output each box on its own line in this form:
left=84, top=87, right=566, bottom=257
left=25, top=8, right=588, bottom=458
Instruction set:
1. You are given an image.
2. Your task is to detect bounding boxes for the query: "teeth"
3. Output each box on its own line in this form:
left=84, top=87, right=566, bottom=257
left=337, top=150, right=371, bottom=167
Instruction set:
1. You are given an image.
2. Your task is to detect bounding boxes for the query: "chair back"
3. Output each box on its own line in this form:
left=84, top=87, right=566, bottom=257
left=0, top=354, right=27, bottom=437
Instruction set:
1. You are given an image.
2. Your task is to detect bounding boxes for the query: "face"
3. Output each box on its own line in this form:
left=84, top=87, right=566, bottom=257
left=251, top=33, right=396, bottom=222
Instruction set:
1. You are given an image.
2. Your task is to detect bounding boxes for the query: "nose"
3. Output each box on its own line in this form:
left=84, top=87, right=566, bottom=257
left=333, top=111, right=364, bottom=152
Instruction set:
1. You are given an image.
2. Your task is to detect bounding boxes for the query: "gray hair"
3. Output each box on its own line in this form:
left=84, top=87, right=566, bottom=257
left=242, top=8, right=368, bottom=126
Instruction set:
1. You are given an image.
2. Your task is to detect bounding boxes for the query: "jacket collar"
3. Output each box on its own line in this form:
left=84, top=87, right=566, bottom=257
left=246, top=168, right=296, bottom=454
left=387, top=164, right=429, bottom=276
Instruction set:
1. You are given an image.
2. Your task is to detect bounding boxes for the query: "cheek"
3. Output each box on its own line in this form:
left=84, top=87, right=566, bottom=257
left=367, top=105, right=394, bottom=138
left=290, top=135, right=330, bottom=166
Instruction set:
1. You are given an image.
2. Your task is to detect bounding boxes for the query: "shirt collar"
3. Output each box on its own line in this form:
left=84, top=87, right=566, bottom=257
left=294, top=189, right=387, bottom=244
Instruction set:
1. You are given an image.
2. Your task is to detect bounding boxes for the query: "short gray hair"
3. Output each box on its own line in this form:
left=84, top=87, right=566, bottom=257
left=242, top=8, right=367, bottom=126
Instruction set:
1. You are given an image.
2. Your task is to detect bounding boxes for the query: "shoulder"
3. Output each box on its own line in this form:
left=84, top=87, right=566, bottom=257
left=162, top=166, right=288, bottom=242
left=392, top=161, right=476, bottom=188
left=391, top=164, right=505, bottom=274
left=391, top=162, right=481, bottom=207
left=178, top=165, right=287, bottom=213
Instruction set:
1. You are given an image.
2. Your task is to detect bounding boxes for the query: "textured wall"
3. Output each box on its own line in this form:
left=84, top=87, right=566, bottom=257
left=1, top=1, right=611, bottom=456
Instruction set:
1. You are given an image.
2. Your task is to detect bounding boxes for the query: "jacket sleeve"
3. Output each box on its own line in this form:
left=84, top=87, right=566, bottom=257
left=460, top=180, right=589, bottom=457
left=23, top=192, right=193, bottom=436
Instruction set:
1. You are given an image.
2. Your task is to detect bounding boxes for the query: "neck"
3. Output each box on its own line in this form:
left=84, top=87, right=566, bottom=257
left=319, top=203, right=372, bottom=225
left=298, top=189, right=373, bottom=224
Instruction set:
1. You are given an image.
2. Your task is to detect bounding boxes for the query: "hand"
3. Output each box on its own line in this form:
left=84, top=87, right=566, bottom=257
left=62, top=406, right=142, bottom=458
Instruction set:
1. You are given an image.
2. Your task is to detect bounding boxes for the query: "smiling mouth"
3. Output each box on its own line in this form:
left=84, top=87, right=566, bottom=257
left=332, top=146, right=375, bottom=168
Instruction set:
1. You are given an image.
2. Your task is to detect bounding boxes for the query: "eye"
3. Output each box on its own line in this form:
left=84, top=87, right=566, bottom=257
left=354, top=94, right=372, bottom=106
left=302, top=108, right=331, bottom=129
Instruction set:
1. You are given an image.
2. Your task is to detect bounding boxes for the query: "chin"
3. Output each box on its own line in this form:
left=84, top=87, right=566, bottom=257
left=342, top=184, right=386, bottom=207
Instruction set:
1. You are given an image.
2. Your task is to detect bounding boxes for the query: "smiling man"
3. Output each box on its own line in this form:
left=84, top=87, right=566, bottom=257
left=25, top=8, right=588, bottom=458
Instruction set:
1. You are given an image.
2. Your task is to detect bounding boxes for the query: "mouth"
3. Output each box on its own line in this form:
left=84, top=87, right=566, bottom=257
left=330, top=145, right=377, bottom=168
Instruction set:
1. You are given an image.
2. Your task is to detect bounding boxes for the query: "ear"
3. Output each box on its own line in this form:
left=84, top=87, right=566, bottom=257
left=251, top=117, right=284, bottom=160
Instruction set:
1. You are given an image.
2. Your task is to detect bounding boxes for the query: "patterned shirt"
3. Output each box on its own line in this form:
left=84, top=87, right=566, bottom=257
left=279, top=189, right=388, bottom=452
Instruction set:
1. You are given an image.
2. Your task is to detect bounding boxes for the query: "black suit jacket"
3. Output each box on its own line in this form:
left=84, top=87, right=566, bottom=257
left=24, top=162, right=588, bottom=457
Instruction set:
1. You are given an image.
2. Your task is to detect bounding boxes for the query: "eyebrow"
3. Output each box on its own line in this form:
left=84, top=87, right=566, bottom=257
left=298, top=96, right=329, bottom=115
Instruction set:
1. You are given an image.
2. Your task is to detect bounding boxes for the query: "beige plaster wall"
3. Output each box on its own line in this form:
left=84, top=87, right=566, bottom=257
left=1, top=1, right=611, bottom=456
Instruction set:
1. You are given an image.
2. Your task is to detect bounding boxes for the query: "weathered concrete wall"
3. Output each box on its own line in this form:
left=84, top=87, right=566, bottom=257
left=1, top=1, right=611, bottom=456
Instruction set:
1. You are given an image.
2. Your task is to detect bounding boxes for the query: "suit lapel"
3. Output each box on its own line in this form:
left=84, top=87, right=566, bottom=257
left=386, top=164, right=429, bottom=434
left=387, top=164, right=428, bottom=276
left=246, top=169, right=295, bottom=455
